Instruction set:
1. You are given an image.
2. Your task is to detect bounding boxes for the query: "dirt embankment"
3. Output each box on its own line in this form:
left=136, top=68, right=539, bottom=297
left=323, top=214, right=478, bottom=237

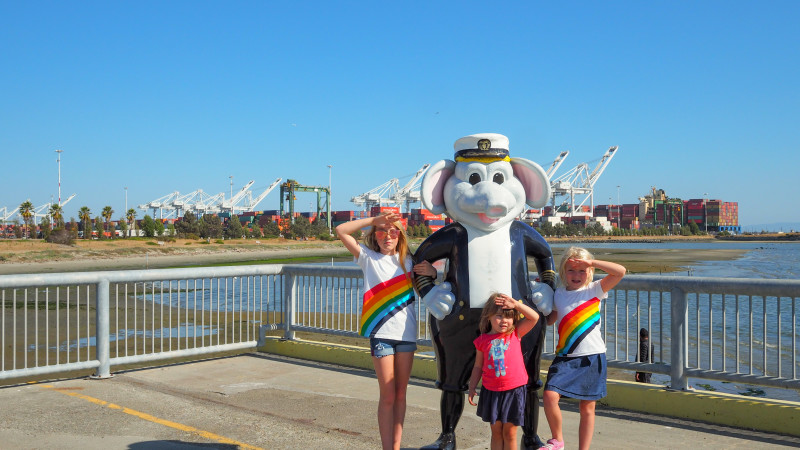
left=0, top=235, right=747, bottom=276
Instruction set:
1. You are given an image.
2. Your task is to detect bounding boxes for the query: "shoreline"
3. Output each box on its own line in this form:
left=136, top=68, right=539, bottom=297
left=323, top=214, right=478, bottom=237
left=0, top=236, right=750, bottom=276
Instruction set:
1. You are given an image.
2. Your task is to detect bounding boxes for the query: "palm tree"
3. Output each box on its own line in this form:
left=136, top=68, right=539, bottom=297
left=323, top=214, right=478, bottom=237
left=49, top=203, right=64, bottom=229
left=126, top=208, right=137, bottom=237
left=102, top=206, right=114, bottom=238
left=18, top=200, right=33, bottom=239
left=78, top=206, right=92, bottom=239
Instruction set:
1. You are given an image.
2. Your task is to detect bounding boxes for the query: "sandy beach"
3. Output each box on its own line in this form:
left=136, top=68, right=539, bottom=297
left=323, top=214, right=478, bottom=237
left=0, top=236, right=747, bottom=275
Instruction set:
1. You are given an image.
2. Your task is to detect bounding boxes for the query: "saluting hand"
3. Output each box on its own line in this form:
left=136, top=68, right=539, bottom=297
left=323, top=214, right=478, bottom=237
left=495, top=293, right=518, bottom=310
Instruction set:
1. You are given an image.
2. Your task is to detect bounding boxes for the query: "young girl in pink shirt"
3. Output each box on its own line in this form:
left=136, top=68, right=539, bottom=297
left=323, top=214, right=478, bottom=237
left=468, top=293, right=541, bottom=450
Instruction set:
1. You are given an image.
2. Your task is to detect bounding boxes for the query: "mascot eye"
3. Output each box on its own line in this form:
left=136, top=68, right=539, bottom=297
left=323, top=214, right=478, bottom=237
left=493, top=173, right=505, bottom=184
left=468, top=173, right=481, bottom=185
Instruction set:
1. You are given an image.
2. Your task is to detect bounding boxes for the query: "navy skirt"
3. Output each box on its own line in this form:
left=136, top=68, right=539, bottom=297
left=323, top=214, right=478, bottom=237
left=544, top=353, right=607, bottom=401
left=476, top=385, right=526, bottom=426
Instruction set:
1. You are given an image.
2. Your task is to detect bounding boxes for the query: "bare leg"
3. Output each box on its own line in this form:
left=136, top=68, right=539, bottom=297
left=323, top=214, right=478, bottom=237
left=578, top=400, right=596, bottom=450
left=373, top=355, right=397, bottom=450
left=542, top=389, right=563, bottom=443
left=502, top=422, right=518, bottom=450
left=391, top=351, right=414, bottom=449
left=490, top=421, right=505, bottom=450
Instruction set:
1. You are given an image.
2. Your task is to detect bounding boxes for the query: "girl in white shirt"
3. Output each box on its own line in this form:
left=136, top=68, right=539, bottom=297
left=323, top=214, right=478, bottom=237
left=336, top=212, right=434, bottom=450
left=539, top=247, right=626, bottom=450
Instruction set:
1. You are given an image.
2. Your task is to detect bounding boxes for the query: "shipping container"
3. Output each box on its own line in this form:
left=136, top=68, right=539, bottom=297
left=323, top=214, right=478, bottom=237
left=370, top=206, right=400, bottom=216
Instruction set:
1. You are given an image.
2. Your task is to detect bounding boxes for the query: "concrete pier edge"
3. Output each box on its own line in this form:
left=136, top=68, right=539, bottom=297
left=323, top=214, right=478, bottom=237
left=258, top=336, right=800, bottom=437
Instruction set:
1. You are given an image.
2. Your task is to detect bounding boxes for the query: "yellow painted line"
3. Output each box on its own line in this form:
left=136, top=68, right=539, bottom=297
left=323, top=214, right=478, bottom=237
left=38, top=383, right=263, bottom=450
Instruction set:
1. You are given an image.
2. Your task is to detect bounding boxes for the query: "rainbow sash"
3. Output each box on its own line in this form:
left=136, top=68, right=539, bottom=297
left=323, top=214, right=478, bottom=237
left=360, top=274, right=415, bottom=337
left=556, top=297, right=600, bottom=356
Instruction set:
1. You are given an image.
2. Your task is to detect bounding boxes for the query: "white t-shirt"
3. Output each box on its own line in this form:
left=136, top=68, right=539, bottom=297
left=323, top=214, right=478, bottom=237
left=356, top=244, right=418, bottom=341
left=553, top=280, right=607, bottom=357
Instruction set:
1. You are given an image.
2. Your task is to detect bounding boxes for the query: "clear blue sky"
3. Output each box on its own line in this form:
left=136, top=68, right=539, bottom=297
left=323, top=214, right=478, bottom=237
left=2, top=1, right=798, bottom=229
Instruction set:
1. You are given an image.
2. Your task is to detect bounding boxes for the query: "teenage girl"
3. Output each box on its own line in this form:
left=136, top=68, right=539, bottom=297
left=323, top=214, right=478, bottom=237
left=467, top=293, right=541, bottom=450
left=336, top=212, right=435, bottom=450
left=539, top=246, right=626, bottom=450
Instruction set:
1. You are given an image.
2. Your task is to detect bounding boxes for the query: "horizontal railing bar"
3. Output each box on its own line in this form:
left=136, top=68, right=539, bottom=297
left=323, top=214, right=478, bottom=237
left=683, top=368, right=800, bottom=390
left=110, top=342, right=257, bottom=366
left=0, top=265, right=285, bottom=288
left=0, top=361, right=100, bottom=381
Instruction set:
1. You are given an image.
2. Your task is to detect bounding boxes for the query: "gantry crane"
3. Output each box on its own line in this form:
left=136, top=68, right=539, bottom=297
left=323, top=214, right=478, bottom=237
left=389, top=164, right=430, bottom=213
left=549, top=146, right=618, bottom=217
left=351, top=164, right=430, bottom=213
left=546, top=151, right=570, bottom=177
left=140, top=178, right=283, bottom=219
left=225, top=178, right=282, bottom=214
left=33, top=194, right=76, bottom=224
left=139, top=192, right=180, bottom=219
left=279, top=179, right=331, bottom=229
left=1, top=207, right=16, bottom=224
left=220, top=180, right=255, bottom=213
left=351, top=178, right=398, bottom=211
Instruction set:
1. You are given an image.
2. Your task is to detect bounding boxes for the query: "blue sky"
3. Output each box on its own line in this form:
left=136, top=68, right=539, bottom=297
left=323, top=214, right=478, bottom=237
left=1, top=1, right=798, bottom=229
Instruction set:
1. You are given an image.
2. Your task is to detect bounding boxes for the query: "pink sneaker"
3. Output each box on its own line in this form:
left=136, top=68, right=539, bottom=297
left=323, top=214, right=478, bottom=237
left=539, top=438, right=564, bottom=450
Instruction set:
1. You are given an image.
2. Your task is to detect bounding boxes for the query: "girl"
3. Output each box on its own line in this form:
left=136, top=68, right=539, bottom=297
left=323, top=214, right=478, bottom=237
left=468, top=293, right=541, bottom=450
left=335, top=212, right=435, bottom=450
left=540, top=247, right=626, bottom=450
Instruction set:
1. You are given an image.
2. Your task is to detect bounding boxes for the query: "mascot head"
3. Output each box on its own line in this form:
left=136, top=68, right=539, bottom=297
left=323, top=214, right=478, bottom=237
left=421, top=133, right=551, bottom=232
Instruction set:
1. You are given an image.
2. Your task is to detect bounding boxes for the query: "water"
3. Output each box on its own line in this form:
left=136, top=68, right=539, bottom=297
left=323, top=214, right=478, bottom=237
left=550, top=241, right=800, bottom=279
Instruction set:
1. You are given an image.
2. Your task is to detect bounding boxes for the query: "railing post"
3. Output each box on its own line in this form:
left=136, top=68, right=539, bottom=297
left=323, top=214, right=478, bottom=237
left=669, top=286, right=689, bottom=390
left=93, top=279, right=112, bottom=379
left=283, top=270, right=297, bottom=340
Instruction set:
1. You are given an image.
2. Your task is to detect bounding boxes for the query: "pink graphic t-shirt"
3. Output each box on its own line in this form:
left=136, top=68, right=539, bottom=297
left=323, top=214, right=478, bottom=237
left=473, top=329, right=528, bottom=392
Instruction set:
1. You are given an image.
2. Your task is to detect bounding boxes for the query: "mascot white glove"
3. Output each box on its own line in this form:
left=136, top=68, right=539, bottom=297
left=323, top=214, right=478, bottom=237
left=423, top=282, right=456, bottom=320
left=529, top=280, right=554, bottom=316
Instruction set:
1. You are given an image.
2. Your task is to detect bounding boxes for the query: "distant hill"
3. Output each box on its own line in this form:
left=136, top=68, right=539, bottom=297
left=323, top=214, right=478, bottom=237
left=742, top=222, right=800, bottom=233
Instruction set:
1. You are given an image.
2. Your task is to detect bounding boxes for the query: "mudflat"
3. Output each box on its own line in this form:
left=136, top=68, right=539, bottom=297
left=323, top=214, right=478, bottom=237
left=0, top=236, right=746, bottom=275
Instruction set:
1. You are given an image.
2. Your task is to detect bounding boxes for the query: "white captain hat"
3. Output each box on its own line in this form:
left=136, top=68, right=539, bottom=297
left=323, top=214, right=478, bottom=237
left=453, top=133, right=510, bottom=162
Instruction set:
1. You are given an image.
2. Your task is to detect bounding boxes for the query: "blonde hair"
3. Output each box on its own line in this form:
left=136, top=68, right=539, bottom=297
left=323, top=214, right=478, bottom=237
left=478, top=293, right=521, bottom=334
left=363, top=213, right=411, bottom=280
left=558, top=246, right=595, bottom=288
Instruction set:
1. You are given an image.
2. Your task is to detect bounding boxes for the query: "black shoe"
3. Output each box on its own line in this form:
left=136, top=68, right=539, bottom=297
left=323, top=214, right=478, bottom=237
left=522, top=434, right=545, bottom=450
left=420, top=432, right=456, bottom=450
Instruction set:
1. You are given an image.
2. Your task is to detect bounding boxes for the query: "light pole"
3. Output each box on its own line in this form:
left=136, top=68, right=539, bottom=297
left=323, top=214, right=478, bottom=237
left=55, top=149, right=63, bottom=205
left=229, top=175, right=234, bottom=200
left=616, top=185, right=621, bottom=206
left=327, top=164, right=333, bottom=233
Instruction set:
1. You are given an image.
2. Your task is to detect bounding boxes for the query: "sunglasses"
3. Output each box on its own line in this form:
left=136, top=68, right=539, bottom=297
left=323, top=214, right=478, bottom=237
left=375, top=228, right=400, bottom=239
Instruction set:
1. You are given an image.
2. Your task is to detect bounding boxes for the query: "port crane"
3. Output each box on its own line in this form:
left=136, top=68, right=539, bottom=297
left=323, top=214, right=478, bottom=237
left=545, top=151, right=570, bottom=177
left=225, top=178, right=282, bottom=214
left=350, top=164, right=430, bottom=213
left=351, top=178, right=398, bottom=211
left=1, top=207, right=17, bottom=224
left=139, top=192, right=180, bottom=219
left=389, top=164, right=430, bottom=213
left=549, top=146, right=618, bottom=217
left=515, top=152, right=569, bottom=222
left=33, top=194, right=77, bottom=224
left=139, top=178, right=282, bottom=219
left=279, top=179, right=331, bottom=229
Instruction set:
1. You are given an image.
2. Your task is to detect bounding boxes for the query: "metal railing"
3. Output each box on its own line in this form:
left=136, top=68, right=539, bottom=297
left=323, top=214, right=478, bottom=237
left=2, top=265, right=799, bottom=393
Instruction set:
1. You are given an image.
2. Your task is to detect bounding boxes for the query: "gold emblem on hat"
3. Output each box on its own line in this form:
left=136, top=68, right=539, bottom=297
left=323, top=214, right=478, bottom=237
left=477, top=139, right=491, bottom=150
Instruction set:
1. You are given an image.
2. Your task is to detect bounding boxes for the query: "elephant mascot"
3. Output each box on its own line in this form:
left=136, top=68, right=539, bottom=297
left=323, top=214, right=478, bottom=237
left=413, top=133, right=556, bottom=450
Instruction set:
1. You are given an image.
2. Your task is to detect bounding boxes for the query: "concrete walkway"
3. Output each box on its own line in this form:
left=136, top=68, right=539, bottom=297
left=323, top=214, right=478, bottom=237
left=2, top=353, right=799, bottom=449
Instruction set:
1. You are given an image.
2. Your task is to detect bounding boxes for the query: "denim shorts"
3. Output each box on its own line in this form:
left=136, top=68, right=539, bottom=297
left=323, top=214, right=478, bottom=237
left=370, top=338, right=417, bottom=358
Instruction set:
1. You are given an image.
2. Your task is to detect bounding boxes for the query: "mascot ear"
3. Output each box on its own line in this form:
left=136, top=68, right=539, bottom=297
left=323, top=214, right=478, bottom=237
left=421, top=159, right=455, bottom=215
left=511, top=158, right=552, bottom=208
